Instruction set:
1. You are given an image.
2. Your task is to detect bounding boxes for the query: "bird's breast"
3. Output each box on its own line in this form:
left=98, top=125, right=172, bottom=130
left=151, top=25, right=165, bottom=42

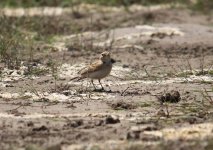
left=89, top=64, right=112, bottom=79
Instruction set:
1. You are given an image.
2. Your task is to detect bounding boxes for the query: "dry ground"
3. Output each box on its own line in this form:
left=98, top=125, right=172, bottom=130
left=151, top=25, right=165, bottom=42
left=0, top=4, right=213, bottom=150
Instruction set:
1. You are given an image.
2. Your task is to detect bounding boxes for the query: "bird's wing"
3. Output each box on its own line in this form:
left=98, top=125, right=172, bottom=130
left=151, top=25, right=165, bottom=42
left=80, top=60, right=103, bottom=76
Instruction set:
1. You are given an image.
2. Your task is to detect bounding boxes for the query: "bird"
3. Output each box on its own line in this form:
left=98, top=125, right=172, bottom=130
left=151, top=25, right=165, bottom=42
left=71, top=51, right=115, bottom=90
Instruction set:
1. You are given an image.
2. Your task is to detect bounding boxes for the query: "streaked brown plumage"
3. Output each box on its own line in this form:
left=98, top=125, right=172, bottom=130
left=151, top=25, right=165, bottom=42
left=71, top=51, right=115, bottom=90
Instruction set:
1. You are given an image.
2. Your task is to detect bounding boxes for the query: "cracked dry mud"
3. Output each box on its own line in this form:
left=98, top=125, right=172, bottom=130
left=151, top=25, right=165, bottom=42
left=0, top=4, right=213, bottom=150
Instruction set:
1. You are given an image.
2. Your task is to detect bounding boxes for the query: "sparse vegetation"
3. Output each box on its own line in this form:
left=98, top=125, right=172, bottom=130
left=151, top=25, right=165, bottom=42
left=0, top=0, right=206, bottom=8
left=0, top=0, right=212, bottom=14
left=0, top=16, right=23, bottom=69
left=176, top=69, right=213, bottom=77
left=192, top=0, right=213, bottom=13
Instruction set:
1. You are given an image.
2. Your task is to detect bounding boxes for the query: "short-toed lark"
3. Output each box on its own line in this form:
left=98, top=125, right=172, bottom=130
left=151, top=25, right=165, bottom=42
left=72, top=51, right=115, bottom=90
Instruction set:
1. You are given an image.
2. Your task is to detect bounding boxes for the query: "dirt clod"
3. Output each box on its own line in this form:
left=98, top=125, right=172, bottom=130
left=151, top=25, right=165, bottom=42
left=158, top=90, right=181, bottom=103
left=27, top=121, right=34, bottom=127
left=105, top=115, right=120, bottom=124
left=66, top=119, right=83, bottom=128
left=109, top=101, right=136, bottom=110
left=32, top=125, right=48, bottom=132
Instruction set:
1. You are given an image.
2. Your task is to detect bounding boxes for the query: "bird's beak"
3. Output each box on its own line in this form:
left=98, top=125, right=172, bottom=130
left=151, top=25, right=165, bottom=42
left=111, top=58, right=116, bottom=64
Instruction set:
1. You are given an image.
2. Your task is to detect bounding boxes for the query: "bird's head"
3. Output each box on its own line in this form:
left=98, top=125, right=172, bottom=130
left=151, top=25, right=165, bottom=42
left=100, top=51, right=111, bottom=63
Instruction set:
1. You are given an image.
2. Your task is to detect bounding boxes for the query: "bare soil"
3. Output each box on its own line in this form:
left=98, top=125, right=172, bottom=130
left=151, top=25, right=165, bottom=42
left=0, top=5, right=213, bottom=150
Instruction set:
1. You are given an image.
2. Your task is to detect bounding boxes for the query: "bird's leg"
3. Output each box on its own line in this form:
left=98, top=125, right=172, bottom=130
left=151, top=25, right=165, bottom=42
left=98, top=79, right=104, bottom=90
left=91, top=79, right=97, bottom=90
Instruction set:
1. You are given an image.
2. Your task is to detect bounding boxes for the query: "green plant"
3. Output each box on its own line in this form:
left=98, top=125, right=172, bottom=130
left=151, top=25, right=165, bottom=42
left=192, top=0, right=213, bottom=13
left=0, top=0, right=194, bottom=7
left=47, top=59, right=59, bottom=92
left=0, top=16, right=23, bottom=69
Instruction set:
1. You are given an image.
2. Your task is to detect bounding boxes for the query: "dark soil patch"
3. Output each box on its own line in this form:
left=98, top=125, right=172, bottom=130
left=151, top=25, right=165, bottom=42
left=158, top=90, right=181, bottom=103
left=108, top=100, right=137, bottom=110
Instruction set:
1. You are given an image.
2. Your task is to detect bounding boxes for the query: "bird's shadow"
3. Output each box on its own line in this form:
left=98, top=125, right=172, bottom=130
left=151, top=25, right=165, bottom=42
left=93, top=88, right=119, bottom=94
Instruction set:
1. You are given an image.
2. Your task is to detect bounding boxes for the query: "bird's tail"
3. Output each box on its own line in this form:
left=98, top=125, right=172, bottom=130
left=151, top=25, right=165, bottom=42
left=70, top=76, right=85, bottom=81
